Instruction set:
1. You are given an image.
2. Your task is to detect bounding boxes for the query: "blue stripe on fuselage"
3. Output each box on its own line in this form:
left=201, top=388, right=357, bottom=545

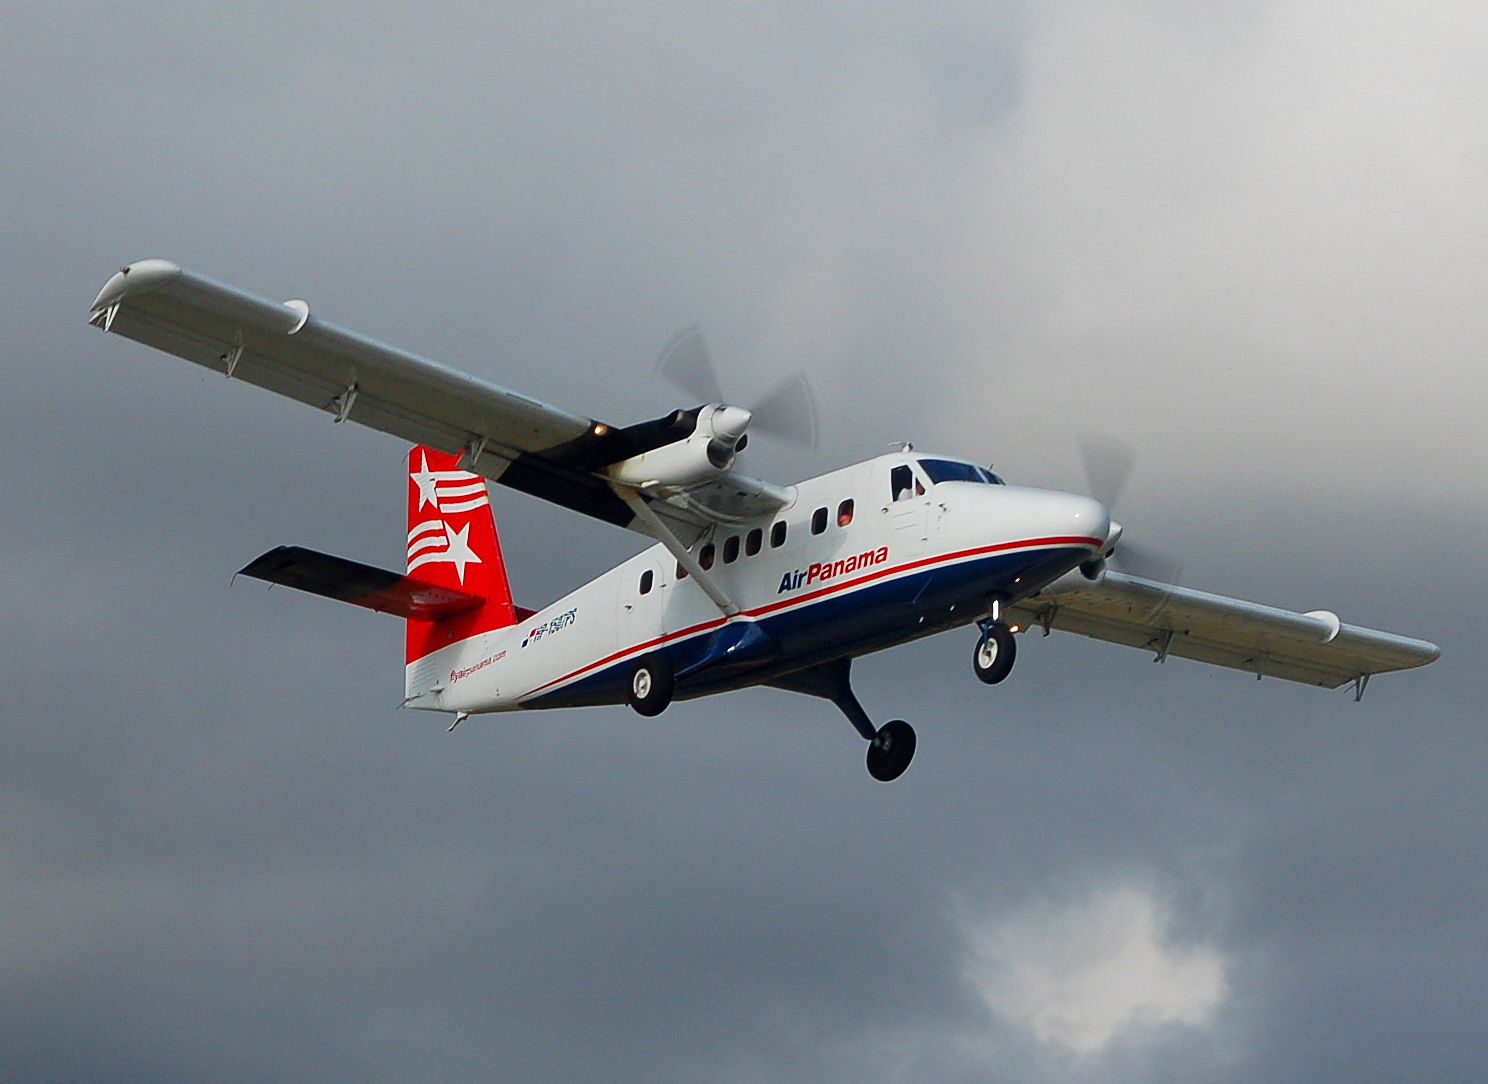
left=521, top=544, right=1085, bottom=710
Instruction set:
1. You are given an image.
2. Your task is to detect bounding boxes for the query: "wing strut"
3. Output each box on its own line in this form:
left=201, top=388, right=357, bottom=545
left=612, top=484, right=739, bottom=618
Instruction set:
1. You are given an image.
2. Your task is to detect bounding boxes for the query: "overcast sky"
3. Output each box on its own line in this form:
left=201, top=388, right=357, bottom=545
left=3, top=1, right=1485, bottom=1080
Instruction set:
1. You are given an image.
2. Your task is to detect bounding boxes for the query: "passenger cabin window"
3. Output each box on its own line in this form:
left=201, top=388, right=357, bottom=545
left=811, top=507, right=828, bottom=535
left=676, top=561, right=688, bottom=579
left=723, top=535, right=740, bottom=564
left=918, top=458, right=1003, bottom=485
left=745, top=527, right=763, bottom=556
left=771, top=521, right=787, bottom=548
left=639, top=569, right=654, bottom=594
left=837, top=499, right=854, bottom=527
left=699, top=543, right=715, bottom=570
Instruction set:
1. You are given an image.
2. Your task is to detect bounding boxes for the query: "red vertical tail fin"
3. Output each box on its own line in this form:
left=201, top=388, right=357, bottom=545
left=404, top=446, right=517, bottom=665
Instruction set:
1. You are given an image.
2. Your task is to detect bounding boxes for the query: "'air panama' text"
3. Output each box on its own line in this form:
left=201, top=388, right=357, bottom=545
left=778, top=546, right=890, bottom=594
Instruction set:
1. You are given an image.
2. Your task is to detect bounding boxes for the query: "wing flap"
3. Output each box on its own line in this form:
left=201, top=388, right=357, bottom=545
left=662, top=474, right=799, bottom=525
left=89, top=260, right=779, bottom=539
left=91, top=260, right=593, bottom=456
left=1009, top=571, right=1440, bottom=689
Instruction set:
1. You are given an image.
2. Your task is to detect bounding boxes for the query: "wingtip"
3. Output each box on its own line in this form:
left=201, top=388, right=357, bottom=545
left=89, top=258, right=182, bottom=316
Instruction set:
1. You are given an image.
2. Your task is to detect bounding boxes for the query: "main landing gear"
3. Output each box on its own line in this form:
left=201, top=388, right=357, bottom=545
left=769, top=657, right=916, bottom=782
left=865, top=719, right=917, bottom=782
left=626, top=654, right=675, bottom=717
left=631, top=651, right=914, bottom=780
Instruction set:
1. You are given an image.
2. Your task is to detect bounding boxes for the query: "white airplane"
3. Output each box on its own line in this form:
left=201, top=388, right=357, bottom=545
left=88, top=259, right=1440, bottom=781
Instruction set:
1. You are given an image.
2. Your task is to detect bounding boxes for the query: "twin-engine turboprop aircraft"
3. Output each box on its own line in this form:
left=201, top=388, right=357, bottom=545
left=88, top=260, right=1440, bottom=781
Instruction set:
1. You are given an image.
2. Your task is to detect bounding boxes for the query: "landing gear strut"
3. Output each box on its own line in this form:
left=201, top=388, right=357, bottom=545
left=973, top=619, right=1017, bottom=684
left=768, top=657, right=916, bottom=782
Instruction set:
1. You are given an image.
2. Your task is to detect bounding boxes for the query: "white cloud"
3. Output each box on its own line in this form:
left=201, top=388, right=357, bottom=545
left=963, top=885, right=1227, bottom=1055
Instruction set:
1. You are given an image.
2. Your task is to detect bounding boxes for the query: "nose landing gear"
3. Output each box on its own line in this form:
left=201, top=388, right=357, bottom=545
left=973, top=619, right=1017, bottom=684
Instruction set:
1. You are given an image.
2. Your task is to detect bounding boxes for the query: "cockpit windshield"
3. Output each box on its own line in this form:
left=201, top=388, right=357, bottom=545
left=918, top=458, right=1005, bottom=486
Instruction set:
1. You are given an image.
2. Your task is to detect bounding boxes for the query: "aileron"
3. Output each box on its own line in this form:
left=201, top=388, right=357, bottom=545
left=1011, top=571, right=1439, bottom=690
left=88, top=260, right=784, bottom=540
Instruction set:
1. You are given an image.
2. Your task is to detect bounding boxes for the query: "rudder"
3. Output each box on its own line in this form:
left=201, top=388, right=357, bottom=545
left=404, top=446, right=517, bottom=668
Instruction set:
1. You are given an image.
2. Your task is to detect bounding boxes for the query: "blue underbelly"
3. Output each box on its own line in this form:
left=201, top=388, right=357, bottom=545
left=522, top=545, right=1084, bottom=710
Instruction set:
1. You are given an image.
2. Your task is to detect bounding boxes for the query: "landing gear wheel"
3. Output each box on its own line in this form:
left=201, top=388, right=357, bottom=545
left=627, top=655, right=674, bottom=717
left=866, top=719, right=916, bottom=782
left=973, top=625, right=1017, bottom=685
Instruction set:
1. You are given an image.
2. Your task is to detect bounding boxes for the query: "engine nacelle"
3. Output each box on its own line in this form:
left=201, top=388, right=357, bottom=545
left=1036, top=519, right=1121, bottom=597
left=1039, top=557, right=1108, bottom=597
left=607, top=404, right=752, bottom=489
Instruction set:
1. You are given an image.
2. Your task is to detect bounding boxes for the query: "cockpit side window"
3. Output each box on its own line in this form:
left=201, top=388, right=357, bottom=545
left=890, top=464, right=915, bottom=502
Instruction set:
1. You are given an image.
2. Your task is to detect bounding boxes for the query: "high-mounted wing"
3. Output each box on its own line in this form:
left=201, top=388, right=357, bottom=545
left=88, top=260, right=790, bottom=541
left=1008, top=571, right=1439, bottom=696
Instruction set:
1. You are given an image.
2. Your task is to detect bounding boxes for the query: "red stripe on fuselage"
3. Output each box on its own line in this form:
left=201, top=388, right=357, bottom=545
left=523, top=534, right=1102, bottom=698
left=740, top=534, right=1102, bottom=621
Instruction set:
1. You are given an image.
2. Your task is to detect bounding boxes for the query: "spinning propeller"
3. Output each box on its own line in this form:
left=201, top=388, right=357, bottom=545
left=657, top=327, right=819, bottom=451
left=1078, top=434, right=1182, bottom=587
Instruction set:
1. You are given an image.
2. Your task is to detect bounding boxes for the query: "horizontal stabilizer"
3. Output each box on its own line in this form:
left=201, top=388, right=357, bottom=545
left=239, top=546, right=486, bottom=620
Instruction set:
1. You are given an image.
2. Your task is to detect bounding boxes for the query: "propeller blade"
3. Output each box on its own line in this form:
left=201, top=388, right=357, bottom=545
left=657, top=326, right=819, bottom=450
left=749, top=373, right=819, bottom=450
left=1078, top=434, right=1180, bottom=590
left=656, top=326, right=724, bottom=406
left=1078, top=433, right=1136, bottom=513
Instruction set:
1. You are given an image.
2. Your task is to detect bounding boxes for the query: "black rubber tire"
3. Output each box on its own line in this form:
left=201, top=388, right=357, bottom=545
left=973, top=625, right=1017, bottom=685
left=627, top=655, right=675, bottom=717
left=865, top=719, right=916, bottom=782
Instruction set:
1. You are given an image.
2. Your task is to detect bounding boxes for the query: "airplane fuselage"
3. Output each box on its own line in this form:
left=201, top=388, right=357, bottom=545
left=408, top=451, right=1108, bottom=715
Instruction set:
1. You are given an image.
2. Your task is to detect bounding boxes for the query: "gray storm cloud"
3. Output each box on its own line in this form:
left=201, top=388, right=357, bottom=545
left=2, top=1, right=1482, bottom=1080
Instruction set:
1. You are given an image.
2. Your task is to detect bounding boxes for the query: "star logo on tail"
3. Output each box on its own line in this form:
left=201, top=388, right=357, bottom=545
left=407, top=520, right=484, bottom=584
left=438, top=522, right=481, bottom=584
left=410, top=451, right=490, bottom=515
